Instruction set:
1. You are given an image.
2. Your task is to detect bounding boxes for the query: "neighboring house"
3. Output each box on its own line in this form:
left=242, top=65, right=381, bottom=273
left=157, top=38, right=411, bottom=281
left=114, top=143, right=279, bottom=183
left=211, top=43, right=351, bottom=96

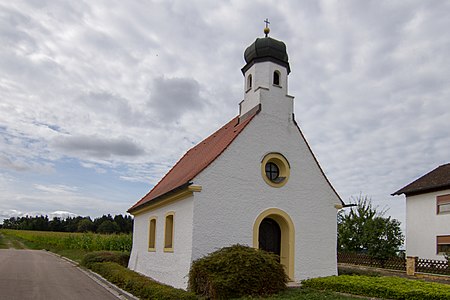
left=393, top=163, right=450, bottom=260
left=128, top=30, right=345, bottom=289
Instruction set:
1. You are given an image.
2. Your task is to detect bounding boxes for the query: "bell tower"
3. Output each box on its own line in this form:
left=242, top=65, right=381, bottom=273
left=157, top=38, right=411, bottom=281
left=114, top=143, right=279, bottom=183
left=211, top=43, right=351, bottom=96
left=239, top=22, right=294, bottom=120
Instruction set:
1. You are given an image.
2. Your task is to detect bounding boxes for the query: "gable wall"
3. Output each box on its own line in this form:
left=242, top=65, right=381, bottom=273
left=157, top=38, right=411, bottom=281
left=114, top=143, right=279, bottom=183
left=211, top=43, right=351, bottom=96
left=406, top=188, right=450, bottom=260
left=191, top=98, right=341, bottom=281
left=128, top=195, right=194, bottom=289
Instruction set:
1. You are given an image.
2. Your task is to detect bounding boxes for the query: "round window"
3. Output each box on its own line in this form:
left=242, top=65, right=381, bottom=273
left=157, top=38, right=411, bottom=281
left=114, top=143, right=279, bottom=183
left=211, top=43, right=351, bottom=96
left=261, top=153, right=290, bottom=188
left=265, top=162, right=280, bottom=182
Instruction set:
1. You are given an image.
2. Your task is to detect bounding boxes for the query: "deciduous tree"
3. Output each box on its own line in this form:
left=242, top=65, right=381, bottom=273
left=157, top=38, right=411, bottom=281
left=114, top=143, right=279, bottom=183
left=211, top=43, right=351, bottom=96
left=338, top=195, right=404, bottom=259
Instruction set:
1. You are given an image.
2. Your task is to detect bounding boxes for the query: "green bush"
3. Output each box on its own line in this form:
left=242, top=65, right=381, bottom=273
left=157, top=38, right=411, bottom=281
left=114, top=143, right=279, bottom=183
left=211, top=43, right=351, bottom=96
left=188, top=244, right=288, bottom=299
left=302, top=275, right=450, bottom=300
left=81, top=251, right=130, bottom=268
left=90, top=262, right=196, bottom=300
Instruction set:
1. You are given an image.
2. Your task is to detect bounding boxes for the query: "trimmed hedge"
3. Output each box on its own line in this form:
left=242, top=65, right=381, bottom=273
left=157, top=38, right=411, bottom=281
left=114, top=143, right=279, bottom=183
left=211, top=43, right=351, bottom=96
left=89, top=262, right=196, bottom=300
left=338, top=265, right=381, bottom=277
left=188, top=244, right=288, bottom=299
left=81, top=251, right=130, bottom=268
left=302, top=275, right=450, bottom=300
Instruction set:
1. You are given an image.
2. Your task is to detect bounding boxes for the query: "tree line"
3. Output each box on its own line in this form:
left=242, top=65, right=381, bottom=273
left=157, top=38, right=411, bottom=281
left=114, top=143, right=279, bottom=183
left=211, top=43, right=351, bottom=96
left=0, top=214, right=133, bottom=234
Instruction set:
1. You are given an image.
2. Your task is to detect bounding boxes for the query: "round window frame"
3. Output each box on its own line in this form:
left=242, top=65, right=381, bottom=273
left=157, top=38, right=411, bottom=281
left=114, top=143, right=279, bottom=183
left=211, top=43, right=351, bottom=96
left=261, top=153, right=290, bottom=188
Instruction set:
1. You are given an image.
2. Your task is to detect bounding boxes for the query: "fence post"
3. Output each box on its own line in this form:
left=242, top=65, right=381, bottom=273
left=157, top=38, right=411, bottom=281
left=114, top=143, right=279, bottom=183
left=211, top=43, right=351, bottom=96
left=406, top=256, right=417, bottom=276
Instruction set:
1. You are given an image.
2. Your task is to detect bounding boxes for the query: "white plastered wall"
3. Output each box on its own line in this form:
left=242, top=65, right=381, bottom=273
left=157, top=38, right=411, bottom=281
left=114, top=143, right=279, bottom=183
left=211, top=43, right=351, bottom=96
left=406, top=188, right=450, bottom=260
left=191, top=86, right=341, bottom=281
left=128, top=196, right=194, bottom=289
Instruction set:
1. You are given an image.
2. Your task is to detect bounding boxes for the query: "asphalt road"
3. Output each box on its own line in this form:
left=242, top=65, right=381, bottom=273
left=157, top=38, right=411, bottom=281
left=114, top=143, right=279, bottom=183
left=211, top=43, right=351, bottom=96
left=0, top=249, right=120, bottom=300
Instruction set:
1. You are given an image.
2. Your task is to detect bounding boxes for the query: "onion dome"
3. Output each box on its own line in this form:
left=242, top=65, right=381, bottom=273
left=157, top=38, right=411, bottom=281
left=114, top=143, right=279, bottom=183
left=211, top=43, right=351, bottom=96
left=242, top=36, right=290, bottom=74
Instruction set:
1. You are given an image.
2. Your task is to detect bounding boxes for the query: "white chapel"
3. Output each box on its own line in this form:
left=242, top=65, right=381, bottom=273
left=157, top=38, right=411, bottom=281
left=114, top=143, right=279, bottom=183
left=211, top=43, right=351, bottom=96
left=128, top=26, right=345, bottom=289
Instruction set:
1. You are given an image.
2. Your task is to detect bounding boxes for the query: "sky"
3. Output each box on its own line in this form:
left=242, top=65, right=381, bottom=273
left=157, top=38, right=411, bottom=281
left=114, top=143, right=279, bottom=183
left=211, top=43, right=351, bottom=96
left=1, top=1, right=449, bottom=228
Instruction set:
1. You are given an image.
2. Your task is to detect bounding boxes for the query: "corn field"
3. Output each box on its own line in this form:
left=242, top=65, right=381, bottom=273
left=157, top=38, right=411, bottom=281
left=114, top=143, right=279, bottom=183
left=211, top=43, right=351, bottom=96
left=1, top=229, right=132, bottom=252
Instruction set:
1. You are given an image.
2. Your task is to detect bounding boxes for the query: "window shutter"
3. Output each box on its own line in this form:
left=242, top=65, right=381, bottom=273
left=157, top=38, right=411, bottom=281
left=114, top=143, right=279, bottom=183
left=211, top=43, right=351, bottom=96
left=437, top=235, right=450, bottom=244
left=437, top=194, right=450, bottom=204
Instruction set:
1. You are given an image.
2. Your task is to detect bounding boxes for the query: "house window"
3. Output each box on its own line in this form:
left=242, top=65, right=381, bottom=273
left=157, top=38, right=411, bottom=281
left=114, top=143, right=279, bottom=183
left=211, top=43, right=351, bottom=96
left=437, top=235, right=450, bottom=254
left=148, top=217, right=157, bottom=251
left=247, top=74, right=252, bottom=91
left=273, top=71, right=280, bottom=86
left=164, top=212, right=174, bottom=252
left=261, top=153, right=290, bottom=188
left=437, top=194, right=450, bottom=214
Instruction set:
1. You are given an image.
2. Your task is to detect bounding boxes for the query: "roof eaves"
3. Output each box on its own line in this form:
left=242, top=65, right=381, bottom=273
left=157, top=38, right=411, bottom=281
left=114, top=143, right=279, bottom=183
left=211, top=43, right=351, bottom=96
left=128, top=151, right=192, bottom=211
left=392, top=184, right=450, bottom=197
left=128, top=182, right=192, bottom=214
left=391, top=163, right=450, bottom=196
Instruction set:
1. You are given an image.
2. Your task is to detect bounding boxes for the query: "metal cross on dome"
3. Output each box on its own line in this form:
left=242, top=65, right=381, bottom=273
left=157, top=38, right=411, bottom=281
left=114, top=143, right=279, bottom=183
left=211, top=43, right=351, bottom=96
left=264, top=18, right=270, bottom=37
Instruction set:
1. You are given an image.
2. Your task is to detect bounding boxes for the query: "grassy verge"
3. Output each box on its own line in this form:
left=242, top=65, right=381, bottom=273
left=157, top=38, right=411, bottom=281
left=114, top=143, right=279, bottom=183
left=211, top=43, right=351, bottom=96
left=52, top=249, right=91, bottom=263
left=303, top=275, right=450, bottom=299
left=0, top=233, right=8, bottom=249
left=0, top=231, right=27, bottom=249
left=1, top=229, right=89, bottom=262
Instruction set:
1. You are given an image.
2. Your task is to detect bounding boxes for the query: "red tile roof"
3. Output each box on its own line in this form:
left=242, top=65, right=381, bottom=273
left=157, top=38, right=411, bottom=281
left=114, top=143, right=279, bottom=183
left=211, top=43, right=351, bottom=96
left=392, top=163, right=450, bottom=196
left=128, top=111, right=258, bottom=213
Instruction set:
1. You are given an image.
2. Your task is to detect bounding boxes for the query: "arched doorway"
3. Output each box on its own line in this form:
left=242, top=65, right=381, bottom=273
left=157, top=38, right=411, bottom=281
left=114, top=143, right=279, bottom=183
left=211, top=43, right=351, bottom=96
left=253, top=208, right=295, bottom=280
left=259, top=218, right=281, bottom=257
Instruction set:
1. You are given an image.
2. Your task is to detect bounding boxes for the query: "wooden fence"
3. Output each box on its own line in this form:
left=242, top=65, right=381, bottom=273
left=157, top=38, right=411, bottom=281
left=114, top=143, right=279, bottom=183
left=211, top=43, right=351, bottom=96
left=338, top=252, right=406, bottom=271
left=416, top=258, right=450, bottom=275
left=338, top=252, right=450, bottom=276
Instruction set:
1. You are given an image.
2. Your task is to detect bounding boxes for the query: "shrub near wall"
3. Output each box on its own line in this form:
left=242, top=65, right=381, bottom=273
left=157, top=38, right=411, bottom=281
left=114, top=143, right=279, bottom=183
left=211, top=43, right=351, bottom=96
left=81, top=251, right=130, bottom=268
left=79, top=251, right=195, bottom=300
left=302, top=275, right=450, bottom=300
left=90, top=262, right=196, bottom=300
left=188, top=244, right=288, bottom=299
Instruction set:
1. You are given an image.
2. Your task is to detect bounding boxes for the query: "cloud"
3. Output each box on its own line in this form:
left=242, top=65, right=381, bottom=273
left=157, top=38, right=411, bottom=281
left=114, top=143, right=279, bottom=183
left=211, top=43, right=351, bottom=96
left=52, top=135, right=145, bottom=159
left=0, top=155, right=30, bottom=172
left=0, top=1, right=449, bottom=229
left=33, top=184, right=78, bottom=194
left=0, top=175, right=132, bottom=222
left=148, top=76, right=207, bottom=122
left=0, top=209, right=78, bottom=221
left=76, top=91, right=153, bottom=127
left=0, top=154, right=54, bottom=173
left=80, top=161, right=107, bottom=174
